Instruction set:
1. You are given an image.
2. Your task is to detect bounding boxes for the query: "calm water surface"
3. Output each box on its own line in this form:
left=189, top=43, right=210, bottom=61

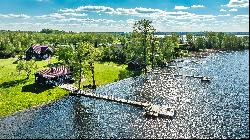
left=0, top=50, right=249, bottom=139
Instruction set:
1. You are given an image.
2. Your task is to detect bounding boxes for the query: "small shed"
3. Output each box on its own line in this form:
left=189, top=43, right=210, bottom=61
left=26, top=45, right=53, bottom=60
left=35, top=65, right=72, bottom=86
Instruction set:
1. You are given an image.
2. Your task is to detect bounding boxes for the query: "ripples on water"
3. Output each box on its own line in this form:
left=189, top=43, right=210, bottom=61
left=0, top=50, right=249, bottom=139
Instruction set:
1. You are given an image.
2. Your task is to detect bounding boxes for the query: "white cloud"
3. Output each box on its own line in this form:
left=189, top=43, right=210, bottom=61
left=134, top=7, right=163, bottom=13
left=0, top=13, right=30, bottom=19
left=61, top=13, right=87, bottom=17
left=35, top=12, right=87, bottom=20
left=191, top=5, right=205, bottom=8
left=220, top=9, right=227, bottom=12
left=218, top=14, right=231, bottom=17
left=174, top=6, right=190, bottom=10
left=59, top=8, right=75, bottom=13
left=229, top=8, right=238, bottom=11
left=165, top=11, right=190, bottom=15
left=126, top=19, right=137, bottom=24
left=107, top=7, right=166, bottom=16
left=1, top=5, right=248, bottom=32
left=59, top=6, right=115, bottom=13
left=36, top=13, right=65, bottom=19
left=54, top=18, right=115, bottom=23
left=60, top=6, right=189, bottom=18
left=112, top=8, right=138, bottom=15
left=75, top=6, right=114, bottom=13
left=225, top=0, right=249, bottom=8
left=233, top=14, right=249, bottom=18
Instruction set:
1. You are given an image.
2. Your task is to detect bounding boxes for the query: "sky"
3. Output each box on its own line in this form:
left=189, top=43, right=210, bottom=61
left=0, top=0, right=249, bottom=32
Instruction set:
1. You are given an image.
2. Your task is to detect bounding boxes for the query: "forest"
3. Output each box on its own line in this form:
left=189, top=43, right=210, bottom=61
left=0, top=19, right=249, bottom=82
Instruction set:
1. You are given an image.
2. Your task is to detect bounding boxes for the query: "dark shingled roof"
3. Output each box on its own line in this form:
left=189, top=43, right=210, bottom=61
left=31, top=45, right=53, bottom=54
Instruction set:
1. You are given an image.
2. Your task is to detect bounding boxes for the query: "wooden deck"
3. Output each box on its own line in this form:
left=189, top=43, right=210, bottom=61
left=151, top=71, right=208, bottom=79
left=59, top=84, right=152, bottom=108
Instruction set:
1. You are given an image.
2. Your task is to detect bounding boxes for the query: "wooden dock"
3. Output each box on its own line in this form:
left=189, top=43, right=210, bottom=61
left=59, top=82, right=178, bottom=118
left=59, top=84, right=152, bottom=108
left=150, top=71, right=208, bottom=79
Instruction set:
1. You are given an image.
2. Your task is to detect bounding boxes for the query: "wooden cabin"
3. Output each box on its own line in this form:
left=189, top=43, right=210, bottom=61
left=26, top=45, right=53, bottom=60
left=35, top=65, right=73, bottom=86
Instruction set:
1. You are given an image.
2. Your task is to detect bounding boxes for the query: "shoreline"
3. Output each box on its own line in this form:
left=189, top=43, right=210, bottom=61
left=189, top=49, right=220, bottom=58
left=1, top=48, right=248, bottom=118
left=0, top=90, right=71, bottom=119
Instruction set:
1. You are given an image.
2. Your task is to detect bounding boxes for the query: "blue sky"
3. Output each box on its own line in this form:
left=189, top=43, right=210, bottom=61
left=0, top=0, right=249, bottom=32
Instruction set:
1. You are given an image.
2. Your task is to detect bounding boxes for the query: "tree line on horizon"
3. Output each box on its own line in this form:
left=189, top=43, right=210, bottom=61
left=0, top=28, right=248, bottom=58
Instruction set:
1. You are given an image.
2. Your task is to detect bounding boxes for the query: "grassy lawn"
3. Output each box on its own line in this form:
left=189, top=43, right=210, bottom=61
left=82, top=61, right=128, bottom=86
left=0, top=58, right=131, bottom=117
left=0, top=58, right=69, bottom=117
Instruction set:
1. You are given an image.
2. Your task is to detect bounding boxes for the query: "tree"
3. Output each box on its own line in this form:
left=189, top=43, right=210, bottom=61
left=56, top=44, right=74, bottom=65
left=217, top=32, right=225, bottom=49
left=69, top=42, right=100, bottom=90
left=186, top=33, right=194, bottom=45
left=16, top=59, right=37, bottom=79
left=133, top=19, right=156, bottom=74
left=88, top=47, right=101, bottom=89
left=194, top=36, right=206, bottom=51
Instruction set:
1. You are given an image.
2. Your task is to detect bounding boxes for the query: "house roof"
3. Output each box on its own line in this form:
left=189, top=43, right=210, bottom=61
left=30, top=45, right=53, bottom=54
left=36, top=65, right=71, bottom=78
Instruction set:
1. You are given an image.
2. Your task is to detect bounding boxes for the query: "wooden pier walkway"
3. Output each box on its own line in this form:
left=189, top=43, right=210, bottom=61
left=59, top=84, right=152, bottom=108
left=150, top=71, right=207, bottom=79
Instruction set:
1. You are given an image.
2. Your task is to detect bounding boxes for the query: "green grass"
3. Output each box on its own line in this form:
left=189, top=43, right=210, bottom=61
left=0, top=58, right=69, bottom=117
left=0, top=58, right=132, bottom=117
left=81, top=61, right=129, bottom=87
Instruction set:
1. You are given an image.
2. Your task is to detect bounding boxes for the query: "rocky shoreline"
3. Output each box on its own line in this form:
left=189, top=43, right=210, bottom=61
left=188, top=49, right=221, bottom=58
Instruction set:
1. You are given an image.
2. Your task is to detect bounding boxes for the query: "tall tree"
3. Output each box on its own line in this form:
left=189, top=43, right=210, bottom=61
left=186, top=33, right=194, bottom=45
left=133, top=19, right=156, bottom=74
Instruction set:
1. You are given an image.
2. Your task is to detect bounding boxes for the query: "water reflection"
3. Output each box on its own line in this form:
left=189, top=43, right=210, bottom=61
left=0, top=50, right=249, bottom=139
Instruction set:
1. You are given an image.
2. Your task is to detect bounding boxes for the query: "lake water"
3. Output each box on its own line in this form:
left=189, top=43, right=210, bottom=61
left=0, top=50, right=249, bottom=139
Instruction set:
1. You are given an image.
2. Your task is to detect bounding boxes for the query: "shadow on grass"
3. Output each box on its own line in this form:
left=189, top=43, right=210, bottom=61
left=0, top=78, right=28, bottom=88
left=118, top=68, right=142, bottom=80
left=22, top=83, right=54, bottom=94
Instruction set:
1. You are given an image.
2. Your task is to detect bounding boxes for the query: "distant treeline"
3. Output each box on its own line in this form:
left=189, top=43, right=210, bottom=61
left=0, top=29, right=249, bottom=66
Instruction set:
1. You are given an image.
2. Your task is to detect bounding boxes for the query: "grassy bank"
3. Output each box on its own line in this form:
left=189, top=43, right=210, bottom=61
left=0, top=58, right=130, bottom=117
left=82, top=61, right=128, bottom=86
left=0, top=58, right=69, bottom=117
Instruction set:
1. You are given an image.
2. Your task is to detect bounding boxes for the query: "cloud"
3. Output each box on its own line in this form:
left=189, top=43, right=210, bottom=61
left=59, top=8, right=75, bottom=13
left=134, top=7, right=163, bottom=13
left=60, top=6, right=115, bottom=13
left=54, top=18, right=116, bottom=23
left=191, top=5, right=205, bottom=8
left=233, top=15, right=249, bottom=23
left=165, top=11, right=190, bottom=15
left=220, top=9, right=227, bottom=12
left=61, top=13, right=87, bottom=17
left=36, top=13, right=65, bottom=19
left=224, top=0, right=249, bottom=8
left=218, top=14, right=231, bottom=17
left=60, top=6, right=192, bottom=18
left=229, top=8, right=238, bottom=11
left=174, top=6, right=190, bottom=10
left=0, top=13, right=30, bottom=19
left=174, top=5, right=204, bottom=10
left=112, top=8, right=138, bottom=15
left=233, top=14, right=249, bottom=18
left=35, top=12, right=87, bottom=20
